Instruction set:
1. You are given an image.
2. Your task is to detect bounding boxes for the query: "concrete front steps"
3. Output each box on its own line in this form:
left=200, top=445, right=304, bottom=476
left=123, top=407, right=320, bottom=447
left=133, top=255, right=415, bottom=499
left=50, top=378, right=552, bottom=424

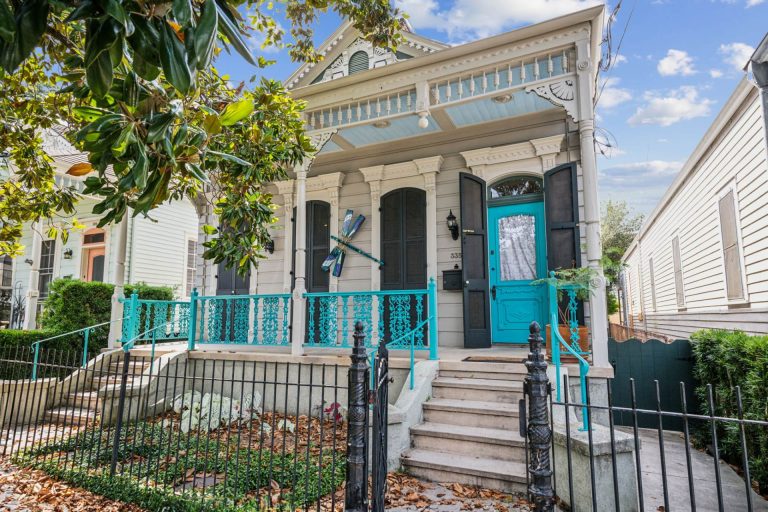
left=44, top=356, right=152, bottom=425
left=401, top=360, right=529, bottom=493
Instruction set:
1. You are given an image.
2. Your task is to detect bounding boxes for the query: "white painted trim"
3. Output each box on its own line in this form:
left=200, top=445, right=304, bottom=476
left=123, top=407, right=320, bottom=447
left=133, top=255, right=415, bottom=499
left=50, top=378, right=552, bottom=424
left=460, top=135, right=565, bottom=182
left=183, top=234, right=198, bottom=297
left=715, top=179, right=750, bottom=305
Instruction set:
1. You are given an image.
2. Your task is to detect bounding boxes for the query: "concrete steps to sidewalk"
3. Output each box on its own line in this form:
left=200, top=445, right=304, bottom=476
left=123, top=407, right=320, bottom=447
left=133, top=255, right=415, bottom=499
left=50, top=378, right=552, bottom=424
left=44, top=407, right=97, bottom=426
left=401, top=361, right=529, bottom=493
left=64, top=391, right=100, bottom=411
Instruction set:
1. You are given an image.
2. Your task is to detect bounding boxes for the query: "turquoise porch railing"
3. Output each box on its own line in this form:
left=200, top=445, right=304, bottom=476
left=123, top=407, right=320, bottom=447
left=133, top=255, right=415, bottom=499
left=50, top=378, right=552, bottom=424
left=304, top=278, right=438, bottom=359
left=30, top=319, right=121, bottom=380
left=190, top=291, right=292, bottom=347
left=548, top=271, right=590, bottom=431
left=120, top=293, right=191, bottom=343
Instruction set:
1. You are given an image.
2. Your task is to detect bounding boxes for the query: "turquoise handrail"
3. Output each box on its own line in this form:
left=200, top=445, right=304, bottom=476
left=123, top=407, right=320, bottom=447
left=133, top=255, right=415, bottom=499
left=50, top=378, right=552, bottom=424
left=29, top=318, right=122, bottom=381
left=121, top=321, right=174, bottom=363
left=548, top=271, right=590, bottom=431
left=386, top=317, right=432, bottom=390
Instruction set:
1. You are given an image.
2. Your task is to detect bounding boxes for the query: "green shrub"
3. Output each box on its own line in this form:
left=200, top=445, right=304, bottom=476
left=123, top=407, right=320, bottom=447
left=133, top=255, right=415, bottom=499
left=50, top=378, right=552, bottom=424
left=690, top=329, right=768, bottom=493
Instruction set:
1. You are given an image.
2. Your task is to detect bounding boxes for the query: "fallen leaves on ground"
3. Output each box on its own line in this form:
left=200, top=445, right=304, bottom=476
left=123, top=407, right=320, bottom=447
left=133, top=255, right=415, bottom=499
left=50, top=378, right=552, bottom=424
left=0, top=458, right=144, bottom=511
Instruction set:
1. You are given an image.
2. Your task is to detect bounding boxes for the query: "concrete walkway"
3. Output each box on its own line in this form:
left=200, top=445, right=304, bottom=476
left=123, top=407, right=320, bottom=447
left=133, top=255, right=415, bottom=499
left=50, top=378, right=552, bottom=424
left=634, top=428, right=767, bottom=512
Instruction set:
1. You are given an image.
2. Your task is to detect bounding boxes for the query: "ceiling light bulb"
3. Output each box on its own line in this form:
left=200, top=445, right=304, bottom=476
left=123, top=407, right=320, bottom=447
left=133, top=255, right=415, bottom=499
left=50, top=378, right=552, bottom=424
left=417, top=112, right=429, bottom=129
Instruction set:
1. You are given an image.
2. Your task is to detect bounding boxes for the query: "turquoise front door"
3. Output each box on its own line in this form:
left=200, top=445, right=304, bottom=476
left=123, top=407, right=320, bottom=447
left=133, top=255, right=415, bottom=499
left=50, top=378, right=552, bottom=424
left=488, top=201, right=547, bottom=343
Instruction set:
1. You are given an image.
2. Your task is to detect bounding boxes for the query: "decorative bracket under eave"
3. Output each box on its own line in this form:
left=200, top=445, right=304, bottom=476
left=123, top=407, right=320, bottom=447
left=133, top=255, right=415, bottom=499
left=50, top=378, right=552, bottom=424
left=525, top=78, right=580, bottom=122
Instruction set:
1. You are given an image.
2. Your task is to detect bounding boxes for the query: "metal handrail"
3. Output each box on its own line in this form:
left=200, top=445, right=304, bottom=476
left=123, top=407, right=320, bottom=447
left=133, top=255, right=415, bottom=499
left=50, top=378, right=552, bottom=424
left=29, top=318, right=121, bottom=380
left=121, top=321, right=174, bottom=362
left=386, top=317, right=432, bottom=390
left=548, top=272, right=590, bottom=431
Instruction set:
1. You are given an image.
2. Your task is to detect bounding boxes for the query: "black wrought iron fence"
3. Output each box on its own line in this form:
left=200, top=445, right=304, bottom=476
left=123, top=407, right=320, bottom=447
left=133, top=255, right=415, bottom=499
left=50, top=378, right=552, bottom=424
left=521, top=322, right=768, bottom=512
left=0, top=347, right=350, bottom=511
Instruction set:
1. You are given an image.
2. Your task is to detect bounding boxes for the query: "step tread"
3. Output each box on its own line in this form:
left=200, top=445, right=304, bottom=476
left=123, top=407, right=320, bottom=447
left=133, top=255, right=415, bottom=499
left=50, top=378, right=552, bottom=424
left=401, top=449, right=526, bottom=482
left=432, top=377, right=524, bottom=391
left=423, top=398, right=520, bottom=416
left=411, top=422, right=524, bottom=445
left=438, top=361, right=526, bottom=372
left=45, top=407, right=97, bottom=419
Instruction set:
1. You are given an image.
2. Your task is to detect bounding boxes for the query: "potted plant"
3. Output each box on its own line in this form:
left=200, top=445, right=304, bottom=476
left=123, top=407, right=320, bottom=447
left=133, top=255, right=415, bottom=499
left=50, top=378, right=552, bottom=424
left=533, top=267, right=597, bottom=362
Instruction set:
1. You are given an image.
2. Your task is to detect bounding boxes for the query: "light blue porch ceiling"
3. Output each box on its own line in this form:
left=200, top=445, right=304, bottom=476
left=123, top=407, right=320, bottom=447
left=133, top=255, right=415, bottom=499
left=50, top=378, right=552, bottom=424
left=336, top=115, right=440, bottom=148
left=444, top=90, right=557, bottom=128
left=319, top=139, right=343, bottom=154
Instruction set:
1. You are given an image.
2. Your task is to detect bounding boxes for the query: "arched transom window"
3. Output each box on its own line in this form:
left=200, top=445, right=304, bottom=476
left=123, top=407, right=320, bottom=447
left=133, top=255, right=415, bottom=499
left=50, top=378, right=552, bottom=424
left=488, top=176, right=543, bottom=199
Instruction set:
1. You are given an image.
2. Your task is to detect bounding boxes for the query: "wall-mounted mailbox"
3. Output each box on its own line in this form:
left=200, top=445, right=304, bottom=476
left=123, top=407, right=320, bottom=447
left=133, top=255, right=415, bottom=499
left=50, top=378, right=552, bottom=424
left=442, top=269, right=463, bottom=291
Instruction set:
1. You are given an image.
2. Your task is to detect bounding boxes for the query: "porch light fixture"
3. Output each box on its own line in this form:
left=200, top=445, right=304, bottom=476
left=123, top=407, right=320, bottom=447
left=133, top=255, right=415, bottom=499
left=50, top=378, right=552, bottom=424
left=417, top=111, right=430, bottom=129
left=446, top=210, right=459, bottom=240
left=24, top=258, right=33, bottom=265
left=264, top=238, right=275, bottom=254
left=63, top=248, right=73, bottom=259
left=372, top=119, right=391, bottom=128
left=492, top=94, right=513, bottom=104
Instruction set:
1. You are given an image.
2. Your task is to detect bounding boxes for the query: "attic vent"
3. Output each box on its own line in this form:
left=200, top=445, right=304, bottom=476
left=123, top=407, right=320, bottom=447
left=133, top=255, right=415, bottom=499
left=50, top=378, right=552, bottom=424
left=348, top=51, right=369, bottom=75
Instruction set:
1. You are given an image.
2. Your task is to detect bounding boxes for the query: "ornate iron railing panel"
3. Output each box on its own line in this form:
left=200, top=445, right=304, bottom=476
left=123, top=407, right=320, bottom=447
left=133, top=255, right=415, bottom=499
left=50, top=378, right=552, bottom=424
left=304, top=278, right=438, bottom=357
left=120, top=294, right=191, bottom=342
left=193, top=293, right=292, bottom=346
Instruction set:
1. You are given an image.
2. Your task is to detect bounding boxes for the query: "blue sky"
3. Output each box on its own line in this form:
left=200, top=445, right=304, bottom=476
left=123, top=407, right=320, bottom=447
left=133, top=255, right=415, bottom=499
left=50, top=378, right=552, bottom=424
left=215, top=0, right=768, bottom=216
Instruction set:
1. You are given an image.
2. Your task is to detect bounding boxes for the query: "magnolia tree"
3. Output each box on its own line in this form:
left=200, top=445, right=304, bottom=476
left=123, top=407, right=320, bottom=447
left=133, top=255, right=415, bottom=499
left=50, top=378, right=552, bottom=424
left=0, top=0, right=402, bottom=271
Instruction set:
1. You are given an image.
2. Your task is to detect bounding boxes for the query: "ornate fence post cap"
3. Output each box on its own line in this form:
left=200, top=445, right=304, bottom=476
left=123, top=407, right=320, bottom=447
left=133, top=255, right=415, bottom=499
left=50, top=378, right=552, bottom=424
left=529, top=321, right=541, bottom=335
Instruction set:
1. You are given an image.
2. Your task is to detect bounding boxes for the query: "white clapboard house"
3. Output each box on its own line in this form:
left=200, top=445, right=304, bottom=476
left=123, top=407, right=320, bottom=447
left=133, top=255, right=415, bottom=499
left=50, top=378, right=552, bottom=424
left=8, top=128, right=199, bottom=330
left=621, top=38, right=768, bottom=338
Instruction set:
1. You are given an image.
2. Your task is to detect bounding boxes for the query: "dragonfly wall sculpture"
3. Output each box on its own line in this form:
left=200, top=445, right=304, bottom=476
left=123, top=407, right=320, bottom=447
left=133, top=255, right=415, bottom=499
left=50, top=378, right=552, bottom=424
left=321, top=209, right=384, bottom=277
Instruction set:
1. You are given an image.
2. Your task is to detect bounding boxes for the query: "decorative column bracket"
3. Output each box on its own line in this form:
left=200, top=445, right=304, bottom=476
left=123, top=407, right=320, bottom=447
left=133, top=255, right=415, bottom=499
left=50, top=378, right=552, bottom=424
left=525, top=78, right=579, bottom=122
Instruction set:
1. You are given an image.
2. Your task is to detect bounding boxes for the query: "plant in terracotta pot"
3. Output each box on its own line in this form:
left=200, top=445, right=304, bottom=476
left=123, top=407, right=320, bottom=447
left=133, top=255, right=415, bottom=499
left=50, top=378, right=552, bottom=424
left=533, top=267, right=598, bottom=362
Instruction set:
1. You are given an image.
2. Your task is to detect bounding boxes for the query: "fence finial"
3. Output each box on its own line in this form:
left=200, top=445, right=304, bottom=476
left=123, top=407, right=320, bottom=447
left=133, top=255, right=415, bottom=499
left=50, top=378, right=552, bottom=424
left=525, top=321, right=555, bottom=512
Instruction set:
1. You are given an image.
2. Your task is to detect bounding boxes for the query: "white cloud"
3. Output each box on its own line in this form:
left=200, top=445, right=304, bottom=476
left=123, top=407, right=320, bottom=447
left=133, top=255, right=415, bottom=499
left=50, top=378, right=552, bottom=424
left=747, top=0, right=765, bottom=6
left=709, top=69, right=724, bottom=78
left=395, top=0, right=604, bottom=40
left=719, top=42, right=755, bottom=71
left=599, top=160, right=684, bottom=213
left=597, top=78, right=632, bottom=109
left=657, top=49, right=697, bottom=76
left=611, top=54, right=628, bottom=67
left=628, top=86, right=714, bottom=127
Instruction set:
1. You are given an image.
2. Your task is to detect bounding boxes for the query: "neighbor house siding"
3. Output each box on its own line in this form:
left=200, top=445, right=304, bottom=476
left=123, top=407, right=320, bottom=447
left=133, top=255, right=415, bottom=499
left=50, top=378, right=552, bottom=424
left=622, top=81, right=768, bottom=338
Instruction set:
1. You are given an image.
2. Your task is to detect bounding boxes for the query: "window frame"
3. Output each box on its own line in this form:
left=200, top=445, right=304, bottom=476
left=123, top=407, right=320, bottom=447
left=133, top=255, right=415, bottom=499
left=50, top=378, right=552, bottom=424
left=184, top=235, right=198, bottom=297
left=38, top=238, right=57, bottom=300
left=672, top=234, right=686, bottom=310
left=716, top=181, right=750, bottom=304
left=648, top=256, right=657, bottom=312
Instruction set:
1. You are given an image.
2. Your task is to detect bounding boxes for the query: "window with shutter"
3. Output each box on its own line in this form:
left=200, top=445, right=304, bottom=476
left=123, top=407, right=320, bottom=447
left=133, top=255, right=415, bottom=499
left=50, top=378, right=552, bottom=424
left=649, top=257, right=657, bottom=311
left=672, top=236, right=685, bottom=308
left=185, top=239, right=197, bottom=296
left=718, top=190, right=745, bottom=300
left=38, top=240, right=56, bottom=299
left=348, top=51, right=369, bottom=75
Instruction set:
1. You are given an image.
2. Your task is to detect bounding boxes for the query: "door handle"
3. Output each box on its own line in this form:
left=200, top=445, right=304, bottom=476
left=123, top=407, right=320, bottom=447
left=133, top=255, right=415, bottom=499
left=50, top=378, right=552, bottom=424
left=491, top=285, right=497, bottom=300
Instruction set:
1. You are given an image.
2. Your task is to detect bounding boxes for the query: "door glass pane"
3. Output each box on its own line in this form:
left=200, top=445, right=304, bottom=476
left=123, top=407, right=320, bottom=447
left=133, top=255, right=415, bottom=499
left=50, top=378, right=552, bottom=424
left=498, top=215, right=536, bottom=281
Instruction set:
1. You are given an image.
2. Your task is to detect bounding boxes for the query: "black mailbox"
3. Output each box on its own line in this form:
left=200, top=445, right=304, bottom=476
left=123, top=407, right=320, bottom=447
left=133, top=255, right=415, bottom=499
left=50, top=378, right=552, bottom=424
left=442, top=269, right=463, bottom=291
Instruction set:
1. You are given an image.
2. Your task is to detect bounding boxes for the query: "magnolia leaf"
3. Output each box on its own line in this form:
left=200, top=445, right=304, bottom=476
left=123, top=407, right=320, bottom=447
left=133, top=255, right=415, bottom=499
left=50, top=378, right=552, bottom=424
left=159, top=19, right=192, bottom=93
left=0, top=0, right=15, bottom=43
left=214, top=0, right=256, bottom=66
left=85, top=42, right=115, bottom=98
left=219, top=98, right=254, bottom=126
left=67, top=162, right=94, bottom=176
left=0, top=0, right=48, bottom=71
left=172, top=0, right=194, bottom=26
left=194, top=0, right=217, bottom=70
left=207, top=149, right=251, bottom=167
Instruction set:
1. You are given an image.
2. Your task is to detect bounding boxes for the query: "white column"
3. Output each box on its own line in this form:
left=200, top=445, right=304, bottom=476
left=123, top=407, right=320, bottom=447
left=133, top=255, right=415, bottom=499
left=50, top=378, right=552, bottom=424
left=368, top=180, right=381, bottom=291
left=108, top=217, right=129, bottom=348
left=576, top=37, right=609, bottom=368
left=290, top=161, right=308, bottom=356
left=23, top=223, right=43, bottom=330
left=275, top=181, right=295, bottom=294
left=415, top=157, right=443, bottom=282
left=328, top=187, right=341, bottom=293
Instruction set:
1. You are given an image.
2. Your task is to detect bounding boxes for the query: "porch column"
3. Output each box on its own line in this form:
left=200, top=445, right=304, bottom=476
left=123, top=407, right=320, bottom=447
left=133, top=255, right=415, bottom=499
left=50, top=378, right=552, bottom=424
left=576, top=37, right=609, bottom=368
left=415, top=156, right=443, bottom=282
left=360, top=166, right=384, bottom=293
left=275, top=180, right=295, bottom=294
left=291, top=161, right=309, bottom=356
left=108, top=217, right=129, bottom=348
left=328, top=186, right=341, bottom=292
left=23, top=222, right=43, bottom=330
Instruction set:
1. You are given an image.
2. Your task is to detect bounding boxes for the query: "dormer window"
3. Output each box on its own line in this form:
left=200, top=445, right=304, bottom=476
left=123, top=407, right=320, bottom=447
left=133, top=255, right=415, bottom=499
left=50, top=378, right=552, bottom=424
left=348, top=51, right=369, bottom=75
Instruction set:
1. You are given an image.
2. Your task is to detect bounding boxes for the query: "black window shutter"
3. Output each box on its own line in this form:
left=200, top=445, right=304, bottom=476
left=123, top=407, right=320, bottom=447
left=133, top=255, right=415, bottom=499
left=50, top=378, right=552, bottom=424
left=460, top=172, right=491, bottom=348
left=544, top=163, right=581, bottom=271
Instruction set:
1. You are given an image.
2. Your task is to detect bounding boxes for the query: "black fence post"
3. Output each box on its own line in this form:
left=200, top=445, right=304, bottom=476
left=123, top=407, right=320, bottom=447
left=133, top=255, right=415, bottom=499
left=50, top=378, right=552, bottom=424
left=110, top=350, right=131, bottom=477
left=345, top=321, right=370, bottom=512
left=525, top=321, right=554, bottom=512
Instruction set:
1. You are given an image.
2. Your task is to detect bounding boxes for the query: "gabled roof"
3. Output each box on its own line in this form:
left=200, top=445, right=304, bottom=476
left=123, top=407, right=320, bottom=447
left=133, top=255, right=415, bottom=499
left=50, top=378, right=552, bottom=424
left=285, top=20, right=448, bottom=90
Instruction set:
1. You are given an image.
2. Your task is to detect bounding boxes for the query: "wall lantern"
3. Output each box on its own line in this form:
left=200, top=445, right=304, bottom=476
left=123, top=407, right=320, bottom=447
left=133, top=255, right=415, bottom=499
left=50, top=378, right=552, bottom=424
left=264, top=238, right=275, bottom=254
left=446, top=210, right=459, bottom=240
left=63, top=248, right=73, bottom=259
left=24, top=258, right=33, bottom=265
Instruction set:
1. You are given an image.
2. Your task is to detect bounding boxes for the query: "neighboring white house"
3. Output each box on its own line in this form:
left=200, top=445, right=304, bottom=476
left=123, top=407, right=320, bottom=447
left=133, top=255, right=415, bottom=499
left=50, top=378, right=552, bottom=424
left=8, top=129, right=199, bottom=330
left=621, top=71, right=768, bottom=338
